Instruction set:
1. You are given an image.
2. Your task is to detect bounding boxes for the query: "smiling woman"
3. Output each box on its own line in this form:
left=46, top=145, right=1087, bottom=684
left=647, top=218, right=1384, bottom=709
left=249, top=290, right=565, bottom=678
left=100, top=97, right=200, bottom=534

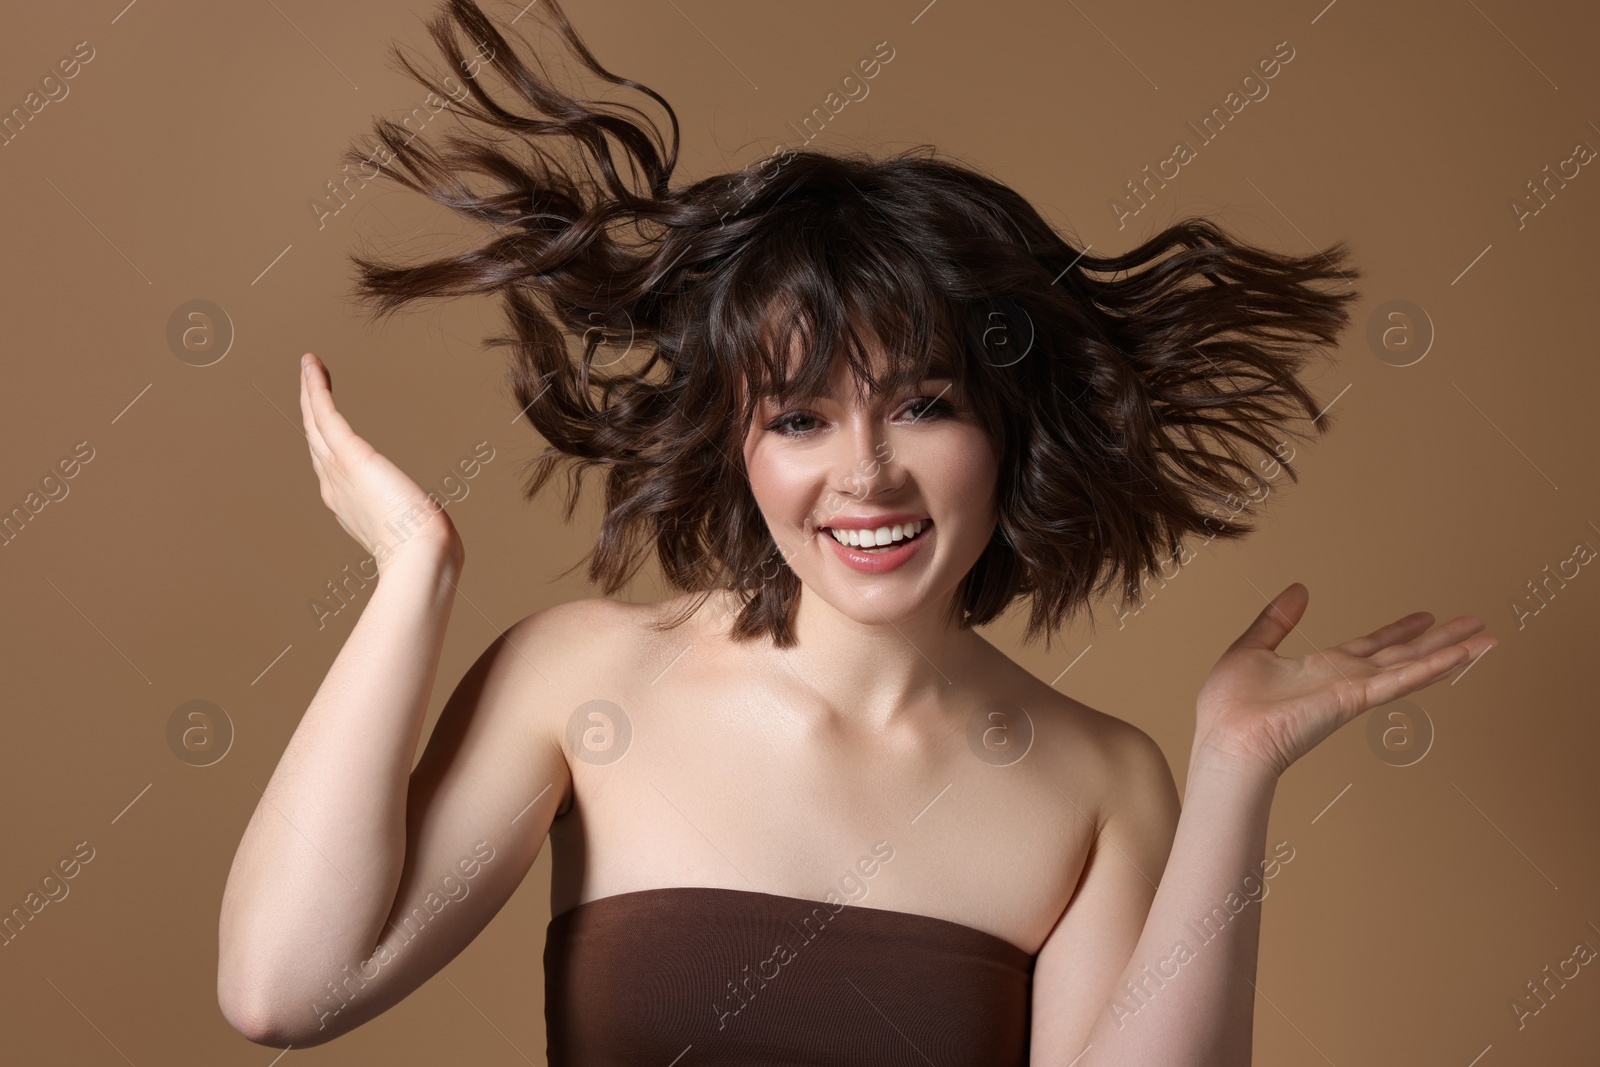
left=217, top=1, right=1499, bottom=1064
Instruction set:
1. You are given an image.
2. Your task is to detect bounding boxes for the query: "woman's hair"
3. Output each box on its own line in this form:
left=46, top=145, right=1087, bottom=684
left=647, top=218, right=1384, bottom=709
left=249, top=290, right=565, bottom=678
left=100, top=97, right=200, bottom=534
left=343, top=0, right=1360, bottom=649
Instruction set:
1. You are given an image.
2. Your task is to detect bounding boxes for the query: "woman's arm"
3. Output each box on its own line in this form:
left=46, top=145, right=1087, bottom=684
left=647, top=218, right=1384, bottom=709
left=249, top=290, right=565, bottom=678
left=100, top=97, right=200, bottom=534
left=1064, top=743, right=1277, bottom=1064
left=217, top=355, right=470, bottom=1031
left=217, top=540, right=458, bottom=1035
left=1038, top=583, right=1494, bottom=1065
left=216, top=354, right=575, bottom=1045
left=218, top=569, right=586, bottom=1048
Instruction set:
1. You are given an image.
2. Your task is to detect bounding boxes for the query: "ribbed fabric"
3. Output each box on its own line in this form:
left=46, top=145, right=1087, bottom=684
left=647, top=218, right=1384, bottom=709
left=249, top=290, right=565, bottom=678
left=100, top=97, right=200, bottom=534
left=543, top=886, right=1034, bottom=1066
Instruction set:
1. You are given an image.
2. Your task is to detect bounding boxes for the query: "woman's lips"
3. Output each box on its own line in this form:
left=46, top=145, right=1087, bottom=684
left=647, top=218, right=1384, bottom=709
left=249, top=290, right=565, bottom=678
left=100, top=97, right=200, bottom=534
left=817, top=521, right=932, bottom=575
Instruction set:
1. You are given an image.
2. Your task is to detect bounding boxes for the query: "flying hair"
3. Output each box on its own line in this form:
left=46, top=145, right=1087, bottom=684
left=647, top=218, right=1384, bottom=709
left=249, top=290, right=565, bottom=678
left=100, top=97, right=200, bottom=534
left=340, top=0, right=1362, bottom=649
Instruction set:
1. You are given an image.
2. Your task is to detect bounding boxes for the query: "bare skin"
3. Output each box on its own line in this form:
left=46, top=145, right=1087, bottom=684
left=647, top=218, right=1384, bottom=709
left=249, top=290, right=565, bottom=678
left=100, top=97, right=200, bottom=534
left=543, top=586, right=1142, bottom=956
left=216, top=351, right=1494, bottom=1065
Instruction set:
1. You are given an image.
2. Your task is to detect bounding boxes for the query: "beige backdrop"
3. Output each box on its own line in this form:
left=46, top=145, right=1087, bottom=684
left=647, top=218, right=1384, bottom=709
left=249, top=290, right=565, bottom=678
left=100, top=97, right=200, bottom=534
left=2, top=0, right=1596, bottom=1063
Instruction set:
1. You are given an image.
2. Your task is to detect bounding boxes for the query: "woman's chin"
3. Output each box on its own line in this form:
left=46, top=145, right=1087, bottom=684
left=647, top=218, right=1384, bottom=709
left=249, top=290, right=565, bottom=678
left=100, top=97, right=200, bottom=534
left=799, top=579, right=946, bottom=629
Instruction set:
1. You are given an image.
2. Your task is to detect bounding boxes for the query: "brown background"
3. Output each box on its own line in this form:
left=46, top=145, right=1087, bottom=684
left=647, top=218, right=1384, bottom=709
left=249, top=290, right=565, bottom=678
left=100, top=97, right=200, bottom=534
left=2, top=0, right=1597, bottom=1063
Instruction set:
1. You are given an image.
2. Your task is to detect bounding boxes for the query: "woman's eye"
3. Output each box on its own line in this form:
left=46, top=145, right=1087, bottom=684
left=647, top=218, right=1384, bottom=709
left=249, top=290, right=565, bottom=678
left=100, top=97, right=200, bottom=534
left=767, top=411, right=820, bottom=436
left=765, top=396, right=950, bottom=436
left=902, top=396, right=952, bottom=421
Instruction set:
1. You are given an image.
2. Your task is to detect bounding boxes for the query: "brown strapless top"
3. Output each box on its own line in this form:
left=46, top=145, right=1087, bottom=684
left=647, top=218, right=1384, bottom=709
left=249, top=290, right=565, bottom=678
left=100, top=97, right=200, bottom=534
left=543, top=886, right=1035, bottom=1066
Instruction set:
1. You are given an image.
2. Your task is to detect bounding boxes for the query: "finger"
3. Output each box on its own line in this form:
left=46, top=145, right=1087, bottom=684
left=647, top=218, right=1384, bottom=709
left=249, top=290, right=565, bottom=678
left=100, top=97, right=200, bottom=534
left=298, top=355, right=321, bottom=444
left=1336, top=611, right=1433, bottom=659
left=1368, top=615, right=1487, bottom=669
left=1359, top=635, right=1496, bottom=708
left=1230, top=582, right=1309, bottom=654
left=302, top=353, right=359, bottom=453
left=298, top=354, right=334, bottom=470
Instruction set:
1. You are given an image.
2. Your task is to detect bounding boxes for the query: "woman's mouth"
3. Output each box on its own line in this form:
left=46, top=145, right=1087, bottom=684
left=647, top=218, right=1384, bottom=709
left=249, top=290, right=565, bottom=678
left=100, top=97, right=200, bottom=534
left=824, top=519, right=929, bottom=551
left=817, top=519, right=932, bottom=574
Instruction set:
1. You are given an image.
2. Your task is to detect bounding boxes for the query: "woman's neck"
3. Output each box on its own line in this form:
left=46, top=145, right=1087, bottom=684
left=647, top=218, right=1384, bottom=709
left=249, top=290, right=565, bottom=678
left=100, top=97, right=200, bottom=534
left=778, top=586, right=986, bottom=729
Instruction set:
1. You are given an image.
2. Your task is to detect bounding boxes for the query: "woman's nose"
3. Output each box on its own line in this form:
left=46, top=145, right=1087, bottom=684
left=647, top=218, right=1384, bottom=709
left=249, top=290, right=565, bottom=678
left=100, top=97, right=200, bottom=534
left=831, top=415, right=895, bottom=498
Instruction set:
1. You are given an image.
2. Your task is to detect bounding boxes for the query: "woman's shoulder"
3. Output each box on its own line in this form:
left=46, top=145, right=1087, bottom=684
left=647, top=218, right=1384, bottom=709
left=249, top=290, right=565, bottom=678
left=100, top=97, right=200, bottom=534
left=502, top=596, right=631, bottom=644
left=502, top=594, right=653, bottom=662
left=970, top=636, right=1173, bottom=781
left=990, top=665, right=1179, bottom=843
left=501, top=590, right=732, bottom=690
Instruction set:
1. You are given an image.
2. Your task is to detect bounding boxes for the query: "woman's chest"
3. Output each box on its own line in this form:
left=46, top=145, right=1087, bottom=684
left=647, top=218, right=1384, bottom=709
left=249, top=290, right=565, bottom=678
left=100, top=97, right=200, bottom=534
left=545, top=674, right=1102, bottom=956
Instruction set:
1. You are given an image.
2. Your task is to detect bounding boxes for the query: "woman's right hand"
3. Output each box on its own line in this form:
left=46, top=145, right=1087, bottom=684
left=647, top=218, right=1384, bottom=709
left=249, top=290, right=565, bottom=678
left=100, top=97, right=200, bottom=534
left=298, top=352, right=463, bottom=575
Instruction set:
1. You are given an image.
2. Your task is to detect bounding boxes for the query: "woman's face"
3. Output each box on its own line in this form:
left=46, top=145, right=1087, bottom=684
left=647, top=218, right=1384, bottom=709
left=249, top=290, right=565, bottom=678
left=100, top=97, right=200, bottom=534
left=741, top=350, right=1000, bottom=629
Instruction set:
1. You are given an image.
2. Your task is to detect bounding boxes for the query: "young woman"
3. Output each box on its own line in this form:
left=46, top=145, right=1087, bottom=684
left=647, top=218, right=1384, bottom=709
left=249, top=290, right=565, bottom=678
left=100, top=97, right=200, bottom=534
left=216, top=1, right=1497, bottom=1062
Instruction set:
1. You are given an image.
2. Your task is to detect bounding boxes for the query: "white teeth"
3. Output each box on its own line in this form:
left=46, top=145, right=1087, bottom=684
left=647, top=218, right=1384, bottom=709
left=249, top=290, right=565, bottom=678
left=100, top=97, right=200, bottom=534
left=826, top=519, right=927, bottom=548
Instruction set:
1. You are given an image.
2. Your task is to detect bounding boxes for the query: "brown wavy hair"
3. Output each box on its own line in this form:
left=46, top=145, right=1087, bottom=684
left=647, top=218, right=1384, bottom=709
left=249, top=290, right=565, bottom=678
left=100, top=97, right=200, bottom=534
left=342, top=0, right=1361, bottom=649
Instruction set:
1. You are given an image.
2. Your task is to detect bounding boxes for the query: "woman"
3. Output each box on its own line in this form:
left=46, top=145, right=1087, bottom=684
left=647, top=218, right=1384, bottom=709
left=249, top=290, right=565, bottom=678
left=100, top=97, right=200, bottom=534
left=216, top=1, right=1496, bottom=1062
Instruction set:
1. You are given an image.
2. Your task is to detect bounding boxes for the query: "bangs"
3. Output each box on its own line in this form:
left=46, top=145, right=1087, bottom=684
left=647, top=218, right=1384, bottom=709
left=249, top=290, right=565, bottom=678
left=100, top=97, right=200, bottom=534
left=716, top=193, right=969, bottom=419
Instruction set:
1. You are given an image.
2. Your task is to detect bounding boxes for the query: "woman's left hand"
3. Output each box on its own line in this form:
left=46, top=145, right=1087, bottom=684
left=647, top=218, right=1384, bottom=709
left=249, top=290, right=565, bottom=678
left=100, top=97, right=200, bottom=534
left=1192, top=583, right=1498, bottom=778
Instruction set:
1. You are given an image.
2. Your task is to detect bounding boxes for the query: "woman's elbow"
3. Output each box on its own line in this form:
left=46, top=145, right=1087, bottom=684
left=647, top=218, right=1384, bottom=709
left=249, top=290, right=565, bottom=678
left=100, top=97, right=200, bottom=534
left=217, top=971, right=337, bottom=1049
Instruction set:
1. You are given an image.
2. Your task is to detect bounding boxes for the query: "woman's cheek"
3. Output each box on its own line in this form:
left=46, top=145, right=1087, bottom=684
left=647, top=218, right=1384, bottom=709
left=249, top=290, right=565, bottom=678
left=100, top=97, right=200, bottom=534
left=747, top=445, right=824, bottom=532
left=928, top=426, right=999, bottom=501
